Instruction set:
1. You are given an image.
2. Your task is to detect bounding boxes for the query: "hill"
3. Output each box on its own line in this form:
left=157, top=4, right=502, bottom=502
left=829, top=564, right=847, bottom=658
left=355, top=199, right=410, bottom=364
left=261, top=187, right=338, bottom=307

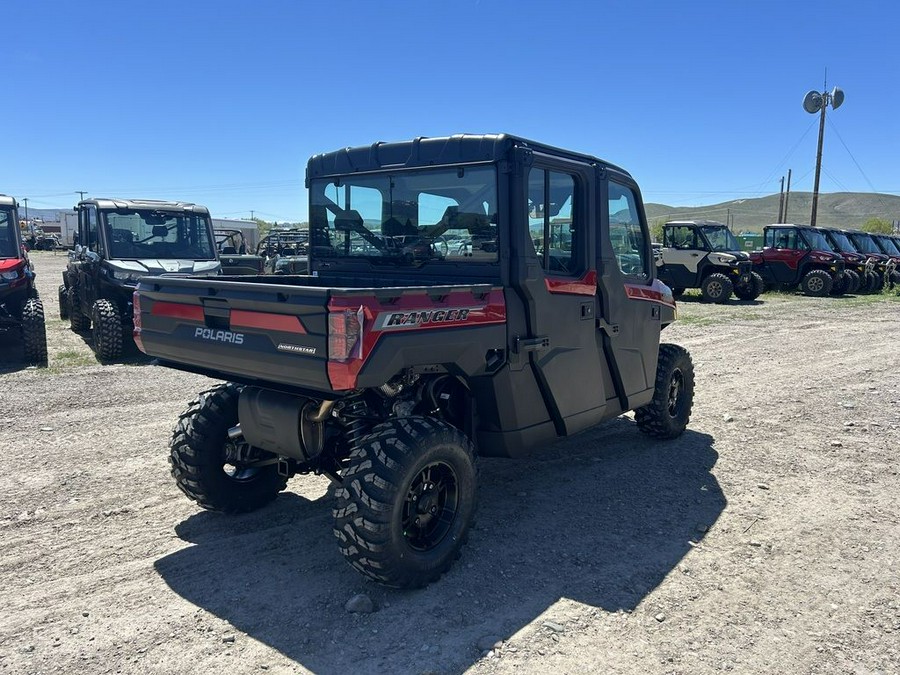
left=645, top=191, right=900, bottom=232
left=15, top=192, right=899, bottom=234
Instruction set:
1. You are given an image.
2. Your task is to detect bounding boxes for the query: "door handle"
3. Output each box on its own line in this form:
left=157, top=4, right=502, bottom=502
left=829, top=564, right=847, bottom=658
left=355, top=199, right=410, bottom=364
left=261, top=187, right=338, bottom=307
left=691, top=253, right=699, bottom=257
left=514, top=336, right=550, bottom=354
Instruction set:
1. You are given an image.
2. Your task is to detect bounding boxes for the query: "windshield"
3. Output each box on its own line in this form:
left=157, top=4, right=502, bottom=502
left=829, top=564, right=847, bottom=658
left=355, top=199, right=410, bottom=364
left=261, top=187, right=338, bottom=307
left=309, top=165, right=499, bottom=266
left=823, top=230, right=855, bottom=253
left=103, top=209, right=216, bottom=260
left=874, top=235, right=900, bottom=255
left=700, top=225, right=741, bottom=252
left=0, top=207, right=18, bottom=257
left=847, top=232, right=880, bottom=254
left=800, top=228, right=833, bottom=251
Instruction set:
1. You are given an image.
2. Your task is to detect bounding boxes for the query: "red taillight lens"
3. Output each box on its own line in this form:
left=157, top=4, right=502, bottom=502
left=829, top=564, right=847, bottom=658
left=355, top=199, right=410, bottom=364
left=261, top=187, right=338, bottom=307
left=328, top=308, right=362, bottom=362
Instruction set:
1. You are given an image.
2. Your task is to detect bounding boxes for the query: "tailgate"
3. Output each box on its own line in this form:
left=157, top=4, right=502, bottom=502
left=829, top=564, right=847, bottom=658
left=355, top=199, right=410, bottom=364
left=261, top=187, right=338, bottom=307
left=134, top=276, right=332, bottom=392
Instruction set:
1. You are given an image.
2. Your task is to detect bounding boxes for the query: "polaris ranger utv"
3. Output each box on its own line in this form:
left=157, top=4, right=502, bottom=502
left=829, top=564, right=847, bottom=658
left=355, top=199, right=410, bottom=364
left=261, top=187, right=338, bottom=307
left=655, top=220, right=763, bottom=302
left=134, top=134, right=695, bottom=588
left=0, top=195, right=47, bottom=364
left=750, top=224, right=846, bottom=296
left=62, top=198, right=220, bottom=361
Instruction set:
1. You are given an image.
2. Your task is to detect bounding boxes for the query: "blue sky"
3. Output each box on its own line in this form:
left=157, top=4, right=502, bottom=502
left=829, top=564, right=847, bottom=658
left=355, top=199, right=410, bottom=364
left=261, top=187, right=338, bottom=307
left=5, top=0, right=899, bottom=222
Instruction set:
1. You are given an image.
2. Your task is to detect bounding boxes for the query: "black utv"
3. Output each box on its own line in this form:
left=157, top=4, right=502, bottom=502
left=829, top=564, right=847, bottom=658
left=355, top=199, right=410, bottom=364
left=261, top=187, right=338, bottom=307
left=61, top=198, right=221, bottom=361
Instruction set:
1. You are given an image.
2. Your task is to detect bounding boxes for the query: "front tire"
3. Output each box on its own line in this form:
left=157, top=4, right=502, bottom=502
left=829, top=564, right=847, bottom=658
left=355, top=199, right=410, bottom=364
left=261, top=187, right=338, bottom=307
left=169, top=383, right=288, bottom=513
left=634, top=343, right=694, bottom=439
left=845, top=270, right=860, bottom=294
left=91, top=299, right=124, bottom=361
left=21, top=298, right=48, bottom=365
left=333, top=417, right=477, bottom=589
left=800, top=269, right=833, bottom=297
left=734, top=271, right=764, bottom=301
left=700, top=272, right=733, bottom=303
left=58, top=284, right=69, bottom=320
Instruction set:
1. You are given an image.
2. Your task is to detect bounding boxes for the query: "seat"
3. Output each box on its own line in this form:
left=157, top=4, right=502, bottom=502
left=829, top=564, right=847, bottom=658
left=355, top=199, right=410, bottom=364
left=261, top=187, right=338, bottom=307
left=221, top=246, right=237, bottom=255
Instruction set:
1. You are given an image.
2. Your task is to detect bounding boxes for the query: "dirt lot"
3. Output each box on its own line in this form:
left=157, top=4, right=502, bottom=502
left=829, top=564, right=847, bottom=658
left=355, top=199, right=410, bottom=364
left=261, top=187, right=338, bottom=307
left=1, top=251, right=899, bottom=675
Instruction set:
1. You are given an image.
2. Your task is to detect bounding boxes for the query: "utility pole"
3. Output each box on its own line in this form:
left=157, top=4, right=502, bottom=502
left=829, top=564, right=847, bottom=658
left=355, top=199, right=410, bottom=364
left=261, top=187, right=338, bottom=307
left=76, top=191, right=87, bottom=202
left=250, top=210, right=255, bottom=220
left=802, top=82, right=844, bottom=227
left=783, top=169, right=792, bottom=223
left=22, top=198, right=28, bottom=227
left=777, top=176, right=785, bottom=222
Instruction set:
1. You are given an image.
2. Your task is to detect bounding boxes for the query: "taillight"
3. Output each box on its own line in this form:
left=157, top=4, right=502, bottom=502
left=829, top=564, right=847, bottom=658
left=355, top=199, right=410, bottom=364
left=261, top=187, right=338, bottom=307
left=328, top=307, right=363, bottom=362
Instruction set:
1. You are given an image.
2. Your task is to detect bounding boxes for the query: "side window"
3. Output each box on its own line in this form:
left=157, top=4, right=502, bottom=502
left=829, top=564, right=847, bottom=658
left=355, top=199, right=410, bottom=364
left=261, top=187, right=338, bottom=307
left=80, top=205, right=100, bottom=253
left=608, top=181, right=648, bottom=278
left=666, top=226, right=696, bottom=249
left=764, top=229, right=775, bottom=248
left=528, top=168, right=579, bottom=276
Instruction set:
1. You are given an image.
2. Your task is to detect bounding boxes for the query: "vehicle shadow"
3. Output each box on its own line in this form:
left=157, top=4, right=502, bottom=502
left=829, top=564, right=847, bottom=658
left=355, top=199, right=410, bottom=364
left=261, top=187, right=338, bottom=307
left=675, top=295, right=764, bottom=306
left=67, top=327, right=156, bottom=366
left=154, top=419, right=725, bottom=674
left=0, top=333, right=43, bottom=373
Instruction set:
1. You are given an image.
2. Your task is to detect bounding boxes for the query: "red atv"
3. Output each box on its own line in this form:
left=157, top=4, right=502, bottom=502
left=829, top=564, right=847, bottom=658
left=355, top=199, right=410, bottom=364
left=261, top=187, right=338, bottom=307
left=0, top=195, right=47, bottom=364
left=750, top=224, right=845, bottom=296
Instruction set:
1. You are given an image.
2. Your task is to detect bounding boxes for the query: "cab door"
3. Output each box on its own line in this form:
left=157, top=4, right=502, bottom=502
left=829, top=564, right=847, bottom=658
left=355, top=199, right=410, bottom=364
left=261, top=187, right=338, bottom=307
left=74, top=205, right=101, bottom=314
left=762, top=227, right=807, bottom=283
left=597, top=172, right=665, bottom=410
left=511, top=154, right=608, bottom=436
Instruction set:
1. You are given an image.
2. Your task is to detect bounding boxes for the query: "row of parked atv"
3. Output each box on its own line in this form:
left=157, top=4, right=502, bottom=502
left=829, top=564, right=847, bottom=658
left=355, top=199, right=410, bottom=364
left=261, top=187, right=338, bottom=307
left=655, top=220, right=900, bottom=303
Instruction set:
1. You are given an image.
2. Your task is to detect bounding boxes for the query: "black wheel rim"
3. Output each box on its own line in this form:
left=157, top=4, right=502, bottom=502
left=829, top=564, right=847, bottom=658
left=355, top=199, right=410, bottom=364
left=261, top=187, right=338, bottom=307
left=667, top=368, right=684, bottom=417
left=402, top=461, right=459, bottom=552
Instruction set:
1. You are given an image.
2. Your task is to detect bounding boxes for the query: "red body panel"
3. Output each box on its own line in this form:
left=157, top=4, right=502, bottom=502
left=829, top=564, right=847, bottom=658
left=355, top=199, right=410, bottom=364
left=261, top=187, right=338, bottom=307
left=544, top=270, right=598, bottom=296
left=327, top=288, right=507, bottom=391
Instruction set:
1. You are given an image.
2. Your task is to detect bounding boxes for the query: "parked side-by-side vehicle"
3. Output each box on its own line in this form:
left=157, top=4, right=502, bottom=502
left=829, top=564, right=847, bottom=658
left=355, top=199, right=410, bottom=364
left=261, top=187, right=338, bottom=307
left=133, top=134, right=695, bottom=588
left=0, top=194, right=47, bottom=363
left=751, top=224, right=846, bottom=296
left=61, top=198, right=221, bottom=361
left=655, top=220, right=763, bottom=302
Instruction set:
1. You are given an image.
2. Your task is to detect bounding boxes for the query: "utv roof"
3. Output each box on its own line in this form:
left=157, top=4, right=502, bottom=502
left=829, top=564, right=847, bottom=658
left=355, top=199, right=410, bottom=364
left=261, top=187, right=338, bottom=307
left=306, top=133, right=632, bottom=182
left=78, top=198, right=210, bottom=215
left=0, top=194, right=17, bottom=208
left=766, top=223, right=814, bottom=229
left=664, top=220, right=728, bottom=227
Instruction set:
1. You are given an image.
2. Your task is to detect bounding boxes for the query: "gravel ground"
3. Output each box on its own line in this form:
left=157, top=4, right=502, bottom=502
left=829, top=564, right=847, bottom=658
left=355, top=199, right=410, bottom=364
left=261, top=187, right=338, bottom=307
left=1, top=251, right=899, bottom=675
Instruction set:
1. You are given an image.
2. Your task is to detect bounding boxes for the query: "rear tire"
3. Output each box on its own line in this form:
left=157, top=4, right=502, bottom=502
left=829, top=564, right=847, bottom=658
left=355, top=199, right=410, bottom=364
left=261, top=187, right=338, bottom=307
left=21, top=298, right=48, bottom=365
left=333, top=417, right=477, bottom=588
left=91, top=299, right=124, bottom=361
left=169, top=383, right=287, bottom=513
left=634, top=343, right=694, bottom=439
left=68, top=287, right=90, bottom=331
left=700, top=272, right=733, bottom=303
left=58, top=284, right=69, bottom=320
left=800, top=269, right=832, bottom=297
